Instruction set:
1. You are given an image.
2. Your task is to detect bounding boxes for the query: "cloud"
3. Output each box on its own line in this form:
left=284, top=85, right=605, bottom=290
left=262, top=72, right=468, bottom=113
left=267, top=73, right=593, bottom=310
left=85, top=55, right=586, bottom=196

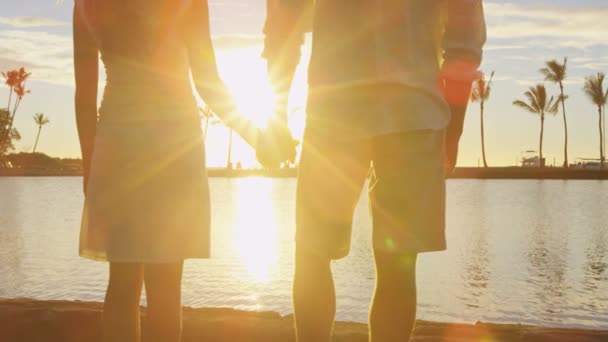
left=1, top=1, right=606, bottom=88
left=0, top=28, right=265, bottom=87
left=0, top=16, right=68, bottom=28
left=485, top=2, right=608, bottom=49
left=0, top=30, right=73, bottom=85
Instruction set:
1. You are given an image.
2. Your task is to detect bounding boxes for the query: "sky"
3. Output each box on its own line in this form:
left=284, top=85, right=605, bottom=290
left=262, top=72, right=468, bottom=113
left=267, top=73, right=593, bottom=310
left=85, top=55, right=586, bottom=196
left=0, top=0, right=608, bottom=167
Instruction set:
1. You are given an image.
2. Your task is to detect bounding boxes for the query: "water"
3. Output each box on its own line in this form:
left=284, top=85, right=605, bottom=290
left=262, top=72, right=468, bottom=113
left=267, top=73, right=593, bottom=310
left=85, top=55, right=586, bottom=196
left=1, top=177, right=607, bottom=329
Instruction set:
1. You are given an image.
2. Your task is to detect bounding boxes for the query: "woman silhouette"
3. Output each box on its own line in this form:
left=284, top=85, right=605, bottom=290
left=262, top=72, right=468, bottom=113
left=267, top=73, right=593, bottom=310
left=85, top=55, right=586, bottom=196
left=73, top=1, right=288, bottom=341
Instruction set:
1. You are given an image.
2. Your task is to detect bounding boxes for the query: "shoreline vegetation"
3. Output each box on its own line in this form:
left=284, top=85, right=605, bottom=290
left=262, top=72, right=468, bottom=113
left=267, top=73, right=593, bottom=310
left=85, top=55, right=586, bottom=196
left=3, top=166, right=608, bottom=180
left=3, top=167, right=608, bottom=180
left=3, top=153, right=608, bottom=179
left=1, top=299, right=607, bottom=342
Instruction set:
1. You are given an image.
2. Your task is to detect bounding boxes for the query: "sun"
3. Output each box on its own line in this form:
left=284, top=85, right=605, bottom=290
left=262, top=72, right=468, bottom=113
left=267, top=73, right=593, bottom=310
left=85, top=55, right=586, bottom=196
left=199, top=46, right=309, bottom=167
left=216, top=48, right=276, bottom=129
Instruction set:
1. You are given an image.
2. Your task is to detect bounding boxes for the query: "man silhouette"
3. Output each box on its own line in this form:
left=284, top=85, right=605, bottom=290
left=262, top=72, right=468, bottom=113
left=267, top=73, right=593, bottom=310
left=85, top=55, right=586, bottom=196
left=264, top=1, right=486, bottom=341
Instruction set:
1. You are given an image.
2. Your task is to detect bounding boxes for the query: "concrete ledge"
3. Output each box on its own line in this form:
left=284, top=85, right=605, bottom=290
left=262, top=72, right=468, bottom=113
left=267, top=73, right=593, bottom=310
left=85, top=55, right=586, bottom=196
left=1, top=299, right=607, bottom=341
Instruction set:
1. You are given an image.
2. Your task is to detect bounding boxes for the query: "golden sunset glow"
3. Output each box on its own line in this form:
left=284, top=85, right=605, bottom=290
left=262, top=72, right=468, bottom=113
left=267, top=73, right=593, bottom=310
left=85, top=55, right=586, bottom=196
left=205, top=47, right=308, bottom=167
left=232, top=178, right=280, bottom=283
left=218, top=48, right=276, bottom=129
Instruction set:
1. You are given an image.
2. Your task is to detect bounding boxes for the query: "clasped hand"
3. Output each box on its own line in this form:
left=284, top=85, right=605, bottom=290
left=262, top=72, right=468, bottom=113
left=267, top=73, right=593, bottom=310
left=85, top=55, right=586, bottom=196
left=256, top=120, right=298, bottom=168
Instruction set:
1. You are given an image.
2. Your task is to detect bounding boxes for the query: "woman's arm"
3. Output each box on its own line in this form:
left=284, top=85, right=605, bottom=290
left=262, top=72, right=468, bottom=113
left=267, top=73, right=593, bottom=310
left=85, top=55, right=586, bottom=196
left=73, top=1, right=99, bottom=193
left=185, top=0, right=259, bottom=148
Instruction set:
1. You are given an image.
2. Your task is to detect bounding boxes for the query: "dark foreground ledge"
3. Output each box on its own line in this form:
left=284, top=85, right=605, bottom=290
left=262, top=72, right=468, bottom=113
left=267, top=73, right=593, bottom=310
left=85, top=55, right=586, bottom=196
left=1, top=299, right=607, bottom=342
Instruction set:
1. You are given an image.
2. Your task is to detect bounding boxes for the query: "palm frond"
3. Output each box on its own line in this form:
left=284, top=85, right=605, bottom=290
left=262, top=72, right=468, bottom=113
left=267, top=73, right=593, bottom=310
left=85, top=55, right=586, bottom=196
left=535, top=84, right=548, bottom=108
left=470, top=70, right=495, bottom=103
left=33, top=113, right=50, bottom=126
left=524, top=88, right=541, bottom=113
left=547, top=96, right=560, bottom=114
left=483, top=71, right=495, bottom=101
left=584, top=72, right=607, bottom=106
left=513, top=100, right=538, bottom=114
left=540, top=58, right=567, bottom=83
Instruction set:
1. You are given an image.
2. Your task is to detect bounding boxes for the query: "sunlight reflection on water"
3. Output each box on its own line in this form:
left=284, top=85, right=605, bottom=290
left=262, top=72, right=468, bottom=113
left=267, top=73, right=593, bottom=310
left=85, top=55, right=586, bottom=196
left=0, top=177, right=607, bottom=329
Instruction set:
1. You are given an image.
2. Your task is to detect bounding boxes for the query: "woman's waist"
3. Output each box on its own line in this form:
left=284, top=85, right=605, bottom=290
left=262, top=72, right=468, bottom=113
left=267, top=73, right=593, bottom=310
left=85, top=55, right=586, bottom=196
left=99, top=97, right=199, bottom=123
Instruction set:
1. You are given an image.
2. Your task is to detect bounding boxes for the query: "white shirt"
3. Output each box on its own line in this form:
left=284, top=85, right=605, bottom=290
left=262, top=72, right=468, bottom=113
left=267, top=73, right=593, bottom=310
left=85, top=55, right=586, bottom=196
left=264, top=0, right=487, bottom=139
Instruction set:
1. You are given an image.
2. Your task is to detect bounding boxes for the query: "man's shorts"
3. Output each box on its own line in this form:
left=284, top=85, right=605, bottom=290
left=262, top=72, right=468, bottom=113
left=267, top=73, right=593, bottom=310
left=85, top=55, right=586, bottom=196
left=296, top=129, right=446, bottom=259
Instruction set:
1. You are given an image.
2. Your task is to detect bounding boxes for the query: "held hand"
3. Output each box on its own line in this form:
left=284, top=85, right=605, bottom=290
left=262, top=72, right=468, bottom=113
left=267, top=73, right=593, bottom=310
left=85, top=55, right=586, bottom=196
left=256, top=122, right=297, bottom=168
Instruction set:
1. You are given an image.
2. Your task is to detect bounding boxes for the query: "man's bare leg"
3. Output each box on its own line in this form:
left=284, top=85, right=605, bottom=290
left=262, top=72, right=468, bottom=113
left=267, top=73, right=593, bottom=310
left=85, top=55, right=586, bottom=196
left=369, top=251, right=418, bottom=342
left=293, top=249, right=335, bottom=342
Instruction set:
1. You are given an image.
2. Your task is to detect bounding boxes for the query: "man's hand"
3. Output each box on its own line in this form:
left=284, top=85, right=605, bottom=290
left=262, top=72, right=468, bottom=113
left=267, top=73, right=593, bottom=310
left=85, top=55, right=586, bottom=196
left=442, top=78, right=473, bottom=176
left=444, top=119, right=462, bottom=176
left=256, top=121, right=298, bottom=168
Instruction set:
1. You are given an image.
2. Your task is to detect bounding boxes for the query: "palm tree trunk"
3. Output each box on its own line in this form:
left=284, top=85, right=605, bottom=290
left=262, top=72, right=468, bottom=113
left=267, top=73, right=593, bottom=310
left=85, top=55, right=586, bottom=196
left=0, top=97, right=21, bottom=154
left=480, top=102, right=488, bottom=167
left=602, top=105, right=606, bottom=167
left=227, top=129, right=233, bottom=169
left=6, top=86, right=13, bottom=113
left=559, top=83, right=568, bottom=168
left=32, top=125, right=42, bottom=153
left=599, top=106, right=604, bottom=168
left=539, top=114, right=545, bottom=168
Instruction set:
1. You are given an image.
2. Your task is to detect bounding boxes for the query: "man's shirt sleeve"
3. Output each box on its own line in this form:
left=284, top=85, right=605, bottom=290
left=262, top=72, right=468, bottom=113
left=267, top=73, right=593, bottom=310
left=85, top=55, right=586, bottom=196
left=441, top=0, right=487, bottom=81
left=262, top=0, right=313, bottom=61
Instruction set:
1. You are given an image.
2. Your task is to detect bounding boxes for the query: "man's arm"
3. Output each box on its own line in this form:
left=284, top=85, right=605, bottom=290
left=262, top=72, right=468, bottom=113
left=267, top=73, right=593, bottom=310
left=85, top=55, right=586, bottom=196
left=441, top=0, right=486, bottom=173
left=73, top=1, right=99, bottom=193
left=263, top=0, right=313, bottom=122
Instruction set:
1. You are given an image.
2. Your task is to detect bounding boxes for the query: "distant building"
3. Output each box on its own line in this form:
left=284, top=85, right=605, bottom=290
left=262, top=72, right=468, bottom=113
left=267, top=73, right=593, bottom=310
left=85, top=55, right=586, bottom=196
left=570, top=158, right=604, bottom=169
left=521, top=156, right=546, bottom=168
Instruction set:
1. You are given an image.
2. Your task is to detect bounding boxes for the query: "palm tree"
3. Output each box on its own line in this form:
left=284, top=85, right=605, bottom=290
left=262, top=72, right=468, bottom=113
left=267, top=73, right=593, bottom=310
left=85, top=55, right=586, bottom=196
left=32, top=113, right=50, bottom=153
left=583, top=72, right=608, bottom=168
left=471, top=71, right=495, bottom=168
left=541, top=57, right=569, bottom=168
left=0, top=108, right=21, bottom=156
left=0, top=67, right=31, bottom=153
left=199, top=105, right=214, bottom=141
left=513, top=84, right=559, bottom=168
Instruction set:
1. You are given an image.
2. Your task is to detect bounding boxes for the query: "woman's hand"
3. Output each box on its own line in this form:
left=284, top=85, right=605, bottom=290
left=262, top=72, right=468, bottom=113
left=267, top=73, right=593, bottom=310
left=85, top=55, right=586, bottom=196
left=256, top=122, right=297, bottom=168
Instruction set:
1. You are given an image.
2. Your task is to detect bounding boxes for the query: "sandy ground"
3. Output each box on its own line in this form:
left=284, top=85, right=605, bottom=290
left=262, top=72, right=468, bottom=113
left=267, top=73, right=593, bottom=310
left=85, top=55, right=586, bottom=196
left=1, top=298, right=607, bottom=341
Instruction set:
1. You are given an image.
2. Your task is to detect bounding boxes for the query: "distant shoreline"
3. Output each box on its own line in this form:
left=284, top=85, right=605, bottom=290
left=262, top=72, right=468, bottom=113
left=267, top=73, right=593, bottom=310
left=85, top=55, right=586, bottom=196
left=2, top=167, right=608, bottom=179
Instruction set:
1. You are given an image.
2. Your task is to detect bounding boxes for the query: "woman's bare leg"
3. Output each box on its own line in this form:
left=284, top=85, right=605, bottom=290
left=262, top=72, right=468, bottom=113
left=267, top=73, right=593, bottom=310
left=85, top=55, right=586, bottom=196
left=103, top=262, right=144, bottom=342
left=143, top=262, right=184, bottom=342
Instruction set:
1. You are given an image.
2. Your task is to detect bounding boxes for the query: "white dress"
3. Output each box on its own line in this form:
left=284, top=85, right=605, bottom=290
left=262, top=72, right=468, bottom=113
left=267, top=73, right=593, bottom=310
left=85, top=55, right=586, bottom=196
left=79, top=3, right=211, bottom=262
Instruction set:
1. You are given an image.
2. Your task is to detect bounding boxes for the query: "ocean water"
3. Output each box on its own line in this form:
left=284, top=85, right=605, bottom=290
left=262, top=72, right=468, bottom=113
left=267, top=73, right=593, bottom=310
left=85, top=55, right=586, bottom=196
left=0, top=177, right=607, bottom=329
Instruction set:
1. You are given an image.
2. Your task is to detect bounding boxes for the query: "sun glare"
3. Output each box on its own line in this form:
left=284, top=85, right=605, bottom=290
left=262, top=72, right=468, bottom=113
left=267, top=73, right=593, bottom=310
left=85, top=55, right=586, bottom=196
left=217, top=48, right=276, bottom=129
left=199, top=47, right=309, bottom=167
left=232, top=178, right=279, bottom=283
